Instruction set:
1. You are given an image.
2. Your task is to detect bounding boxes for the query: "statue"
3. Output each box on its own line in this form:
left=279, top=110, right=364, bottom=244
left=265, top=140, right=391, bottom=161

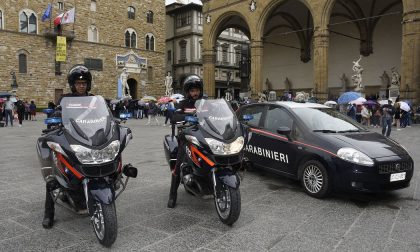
left=295, top=92, right=309, bottom=103
left=257, top=92, right=266, bottom=102
left=284, top=77, right=292, bottom=91
left=164, top=72, right=173, bottom=96
left=380, top=71, right=390, bottom=89
left=340, top=73, right=350, bottom=91
left=351, top=55, right=364, bottom=91
left=390, top=67, right=400, bottom=87
left=120, top=68, right=131, bottom=98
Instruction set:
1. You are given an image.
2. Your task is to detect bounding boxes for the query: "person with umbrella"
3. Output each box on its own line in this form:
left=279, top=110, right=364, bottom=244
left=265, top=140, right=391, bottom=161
left=381, top=99, right=395, bottom=137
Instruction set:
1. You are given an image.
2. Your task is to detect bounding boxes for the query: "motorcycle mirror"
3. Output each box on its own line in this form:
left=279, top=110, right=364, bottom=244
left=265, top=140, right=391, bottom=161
left=243, top=114, right=254, bottom=121
left=185, top=115, right=198, bottom=124
left=44, top=117, right=62, bottom=125
left=123, top=164, right=138, bottom=178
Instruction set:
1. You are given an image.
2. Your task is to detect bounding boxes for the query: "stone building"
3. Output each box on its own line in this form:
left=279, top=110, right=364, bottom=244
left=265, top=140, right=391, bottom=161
left=0, top=0, right=166, bottom=106
left=166, top=1, right=249, bottom=99
left=201, top=0, right=420, bottom=103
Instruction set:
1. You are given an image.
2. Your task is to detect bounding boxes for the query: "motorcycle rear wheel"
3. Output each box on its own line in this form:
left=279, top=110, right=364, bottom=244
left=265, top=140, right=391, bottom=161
left=92, top=202, right=117, bottom=247
left=214, top=185, right=241, bottom=226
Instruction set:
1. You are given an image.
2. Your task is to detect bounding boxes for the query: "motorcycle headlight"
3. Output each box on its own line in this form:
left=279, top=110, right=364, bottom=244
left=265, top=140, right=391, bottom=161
left=70, top=140, right=120, bottom=164
left=337, top=147, right=374, bottom=166
left=47, top=141, right=67, bottom=157
left=205, top=136, right=244, bottom=155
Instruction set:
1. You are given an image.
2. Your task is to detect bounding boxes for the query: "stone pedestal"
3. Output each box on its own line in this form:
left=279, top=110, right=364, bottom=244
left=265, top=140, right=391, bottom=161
left=388, top=85, right=400, bottom=100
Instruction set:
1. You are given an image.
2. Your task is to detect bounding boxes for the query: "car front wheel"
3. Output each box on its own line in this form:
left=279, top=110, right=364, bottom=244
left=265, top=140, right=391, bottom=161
left=300, top=160, right=330, bottom=198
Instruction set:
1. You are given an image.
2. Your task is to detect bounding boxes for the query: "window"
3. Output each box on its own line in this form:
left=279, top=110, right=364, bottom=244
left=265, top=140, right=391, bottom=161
left=264, top=106, right=294, bottom=133
left=0, top=10, right=3, bottom=29
left=84, top=58, right=103, bottom=71
left=235, top=46, right=241, bottom=65
left=90, top=0, right=97, bottom=12
left=145, top=34, right=155, bottom=51
left=19, top=10, right=37, bottom=34
left=167, top=50, right=172, bottom=61
left=146, top=11, right=153, bottom=23
left=222, top=44, right=229, bottom=64
left=125, top=29, right=136, bottom=48
left=179, top=40, right=187, bottom=62
left=147, top=66, right=153, bottom=81
left=238, top=105, right=265, bottom=127
left=58, top=2, right=64, bottom=11
left=127, top=6, right=135, bottom=19
left=55, top=61, right=61, bottom=76
left=88, top=26, right=98, bottom=42
left=176, top=11, right=191, bottom=27
left=198, top=12, right=203, bottom=25
left=18, top=53, right=27, bottom=73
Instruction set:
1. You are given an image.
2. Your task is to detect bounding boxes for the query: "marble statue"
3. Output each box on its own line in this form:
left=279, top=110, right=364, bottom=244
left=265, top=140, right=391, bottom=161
left=164, top=72, right=173, bottom=96
left=120, top=68, right=131, bottom=98
left=380, top=71, right=390, bottom=89
left=391, top=67, right=400, bottom=87
left=295, top=92, right=309, bottom=103
left=351, top=55, right=364, bottom=91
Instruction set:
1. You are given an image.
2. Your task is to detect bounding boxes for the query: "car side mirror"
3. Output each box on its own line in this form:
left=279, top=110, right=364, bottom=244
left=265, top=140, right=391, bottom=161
left=277, top=126, right=292, bottom=141
left=242, top=114, right=254, bottom=121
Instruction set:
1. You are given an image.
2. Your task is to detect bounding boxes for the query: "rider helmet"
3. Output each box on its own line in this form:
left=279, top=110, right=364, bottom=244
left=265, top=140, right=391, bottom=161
left=182, top=74, right=203, bottom=99
left=67, top=64, right=92, bottom=93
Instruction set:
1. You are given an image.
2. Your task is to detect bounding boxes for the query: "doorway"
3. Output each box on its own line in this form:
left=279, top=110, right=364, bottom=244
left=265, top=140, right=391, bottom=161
left=127, top=78, right=137, bottom=99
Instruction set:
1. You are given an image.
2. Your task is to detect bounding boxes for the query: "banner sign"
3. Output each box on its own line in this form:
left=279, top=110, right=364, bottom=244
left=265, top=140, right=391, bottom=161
left=56, top=36, right=67, bottom=62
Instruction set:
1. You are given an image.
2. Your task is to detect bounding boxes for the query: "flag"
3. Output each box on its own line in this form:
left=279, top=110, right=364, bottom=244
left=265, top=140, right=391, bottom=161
left=54, top=13, right=63, bottom=26
left=61, top=8, right=75, bottom=24
left=41, top=3, right=52, bottom=22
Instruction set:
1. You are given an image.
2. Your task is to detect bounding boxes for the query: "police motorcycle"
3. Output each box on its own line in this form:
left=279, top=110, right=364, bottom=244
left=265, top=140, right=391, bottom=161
left=164, top=99, right=246, bottom=225
left=37, top=95, right=138, bottom=247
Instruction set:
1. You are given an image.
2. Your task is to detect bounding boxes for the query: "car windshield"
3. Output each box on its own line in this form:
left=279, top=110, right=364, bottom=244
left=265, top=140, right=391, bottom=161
left=61, top=96, right=112, bottom=144
left=293, top=107, right=365, bottom=132
left=195, top=99, right=238, bottom=139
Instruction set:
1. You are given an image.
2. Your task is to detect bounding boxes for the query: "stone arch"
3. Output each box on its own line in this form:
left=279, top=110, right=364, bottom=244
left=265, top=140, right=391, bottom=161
left=257, top=0, right=315, bottom=40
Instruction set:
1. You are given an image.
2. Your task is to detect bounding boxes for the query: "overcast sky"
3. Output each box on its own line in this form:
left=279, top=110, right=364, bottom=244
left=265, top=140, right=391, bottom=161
left=165, top=0, right=202, bottom=6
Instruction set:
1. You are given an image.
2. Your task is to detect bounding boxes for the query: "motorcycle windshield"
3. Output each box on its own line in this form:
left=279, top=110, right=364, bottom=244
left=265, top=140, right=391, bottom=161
left=195, top=99, right=238, bottom=140
left=61, top=96, right=113, bottom=146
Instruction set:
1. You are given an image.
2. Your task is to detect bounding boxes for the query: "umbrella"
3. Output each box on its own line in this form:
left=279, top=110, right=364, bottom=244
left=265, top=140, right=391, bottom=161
left=349, top=97, right=367, bottom=105
left=403, top=100, right=412, bottom=106
left=170, top=93, right=184, bottom=101
left=158, top=96, right=173, bottom=103
left=324, top=101, right=337, bottom=106
left=10, top=97, right=17, bottom=102
left=363, top=100, right=377, bottom=106
left=0, top=92, right=13, bottom=98
left=337, top=92, right=361, bottom=104
left=379, top=100, right=391, bottom=105
left=399, top=101, right=410, bottom=112
left=141, top=96, right=157, bottom=102
left=110, top=99, right=120, bottom=104
left=0, top=98, right=4, bottom=103
left=137, top=100, right=146, bottom=106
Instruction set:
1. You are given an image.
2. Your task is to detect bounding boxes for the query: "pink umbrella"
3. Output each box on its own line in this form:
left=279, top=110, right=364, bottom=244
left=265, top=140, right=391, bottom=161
left=158, top=96, right=172, bottom=103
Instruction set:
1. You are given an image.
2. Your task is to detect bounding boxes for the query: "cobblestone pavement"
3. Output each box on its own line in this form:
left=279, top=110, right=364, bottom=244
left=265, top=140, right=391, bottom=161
left=0, top=116, right=419, bottom=252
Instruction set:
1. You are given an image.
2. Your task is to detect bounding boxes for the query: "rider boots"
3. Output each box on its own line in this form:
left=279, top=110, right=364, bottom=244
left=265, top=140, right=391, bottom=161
left=42, top=180, right=56, bottom=229
left=167, top=175, right=181, bottom=208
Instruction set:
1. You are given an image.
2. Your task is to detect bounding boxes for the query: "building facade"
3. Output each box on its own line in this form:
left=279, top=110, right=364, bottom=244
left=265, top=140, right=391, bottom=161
left=166, top=2, right=249, bottom=99
left=0, top=0, right=166, bottom=106
left=201, top=0, right=420, bottom=103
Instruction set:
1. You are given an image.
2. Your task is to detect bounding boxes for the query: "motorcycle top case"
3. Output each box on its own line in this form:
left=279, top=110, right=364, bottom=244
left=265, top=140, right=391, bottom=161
left=163, top=135, right=178, bottom=165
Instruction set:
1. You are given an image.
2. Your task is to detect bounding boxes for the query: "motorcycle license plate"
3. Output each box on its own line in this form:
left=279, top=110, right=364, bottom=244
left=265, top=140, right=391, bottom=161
left=390, top=172, right=406, bottom=182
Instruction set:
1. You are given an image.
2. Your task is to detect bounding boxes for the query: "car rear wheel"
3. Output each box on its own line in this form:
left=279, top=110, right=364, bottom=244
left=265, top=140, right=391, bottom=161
left=300, top=160, right=330, bottom=198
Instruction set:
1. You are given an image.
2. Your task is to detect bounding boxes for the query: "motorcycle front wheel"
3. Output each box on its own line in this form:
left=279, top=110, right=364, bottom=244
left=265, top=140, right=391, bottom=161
left=91, top=202, right=117, bottom=247
left=214, top=184, right=241, bottom=226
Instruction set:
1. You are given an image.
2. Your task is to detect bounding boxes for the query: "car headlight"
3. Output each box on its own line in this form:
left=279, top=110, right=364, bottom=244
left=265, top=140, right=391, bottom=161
left=70, top=140, right=120, bottom=164
left=337, top=147, right=374, bottom=166
left=205, top=136, right=244, bottom=155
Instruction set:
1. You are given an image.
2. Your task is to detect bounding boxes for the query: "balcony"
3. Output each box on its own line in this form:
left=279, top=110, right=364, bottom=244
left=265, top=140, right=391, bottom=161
left=43, top=28, right=75, bottom=41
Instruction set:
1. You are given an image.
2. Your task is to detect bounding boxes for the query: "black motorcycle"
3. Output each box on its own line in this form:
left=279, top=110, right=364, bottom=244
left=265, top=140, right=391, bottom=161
left=37, top=95, right=138, bottom=247
left=164, top=99, right=246, bottom=225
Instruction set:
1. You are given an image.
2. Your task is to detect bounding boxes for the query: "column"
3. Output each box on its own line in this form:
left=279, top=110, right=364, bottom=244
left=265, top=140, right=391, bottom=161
left=401, top=9, right=420, bottom=104
left=250, top=40, right=264, bottom=97
left=202, top=50, right=216, bottom=98
left=313, top=29, right=329, bottom=102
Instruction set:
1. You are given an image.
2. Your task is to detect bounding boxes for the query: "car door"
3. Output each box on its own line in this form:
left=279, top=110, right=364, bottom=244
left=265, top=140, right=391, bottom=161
left=238, top=104, right=269, bottom=169
left=256, top=105, right=300, bottom=176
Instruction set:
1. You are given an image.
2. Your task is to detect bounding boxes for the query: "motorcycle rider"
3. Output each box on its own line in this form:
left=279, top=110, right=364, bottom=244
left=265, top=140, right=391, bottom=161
left=167, top=74, right=203, bottom=208
left=42, top=65, right=93, bottom=228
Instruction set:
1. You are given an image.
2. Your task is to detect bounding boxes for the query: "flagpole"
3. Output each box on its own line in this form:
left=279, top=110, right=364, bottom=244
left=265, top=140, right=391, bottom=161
left=49, top=1, right=53, bottom=29
left=73, top=1, right=76, bottom=32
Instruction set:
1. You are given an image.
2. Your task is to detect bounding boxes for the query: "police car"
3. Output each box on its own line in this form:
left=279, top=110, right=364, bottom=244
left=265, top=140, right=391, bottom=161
left=237, top=102, right=414, bottom=198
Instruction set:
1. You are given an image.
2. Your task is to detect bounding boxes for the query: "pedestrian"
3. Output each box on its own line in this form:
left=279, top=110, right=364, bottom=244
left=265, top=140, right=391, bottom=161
left=24, top=100, right=30, bottom=120
left=29, top=100, right=37, bottom=120
left=361, top=105, right=371, bottom=127
left=394, top=104, right=401, bottom=130
left=3, top=96, right=15, bottom=127
left=381, top=99, right=395, bottom=137
left=163, top=100, right=175, bottom=126
left=373, top=107, right=381, bottom=128
left=346, top=103, right=356, bottom=120
left=15, top=97, right=26, bottom=127
left=146, top=101, right=159, bottom=126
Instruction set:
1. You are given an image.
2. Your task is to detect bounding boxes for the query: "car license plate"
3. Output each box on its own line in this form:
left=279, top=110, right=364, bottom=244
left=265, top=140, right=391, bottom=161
left=390, top=172, right=406, bottom=182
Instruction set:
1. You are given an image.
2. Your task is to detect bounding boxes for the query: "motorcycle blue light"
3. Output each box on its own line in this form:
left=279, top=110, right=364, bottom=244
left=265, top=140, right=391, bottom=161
left=44, top=117, right=62, bottom=125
